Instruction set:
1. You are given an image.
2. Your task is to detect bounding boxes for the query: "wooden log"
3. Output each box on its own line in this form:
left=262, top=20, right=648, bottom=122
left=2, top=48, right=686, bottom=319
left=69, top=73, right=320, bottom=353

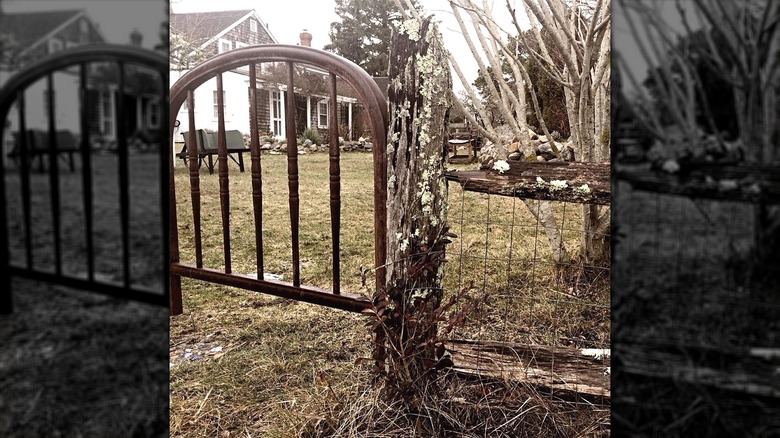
left=446, top=339, right=611, bottom=403
left=615, top=163, right=780, bottom=204
left=446, top=161, right=610, bottom=205
left=618, top=342, right=780, bottom=398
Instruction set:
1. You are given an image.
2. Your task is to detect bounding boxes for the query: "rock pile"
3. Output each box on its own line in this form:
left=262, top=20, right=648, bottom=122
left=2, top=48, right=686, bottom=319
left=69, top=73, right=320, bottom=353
left=478, top=127, right=577, bottom=170
left=242, top=134, right=375, bottom=155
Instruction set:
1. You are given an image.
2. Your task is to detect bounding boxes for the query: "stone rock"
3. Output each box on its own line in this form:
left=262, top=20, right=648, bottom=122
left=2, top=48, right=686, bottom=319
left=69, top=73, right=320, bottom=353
left=561, top=144, right=576, bottom=162
left=538, top=142, right=553, bottom=154
left=303, top=139, right=313, bottom=146
left=309, top=144, right=318, bottom=152
left=260, top=143, right=272, bottom=150
left=508, top=151, right=522, bottom=161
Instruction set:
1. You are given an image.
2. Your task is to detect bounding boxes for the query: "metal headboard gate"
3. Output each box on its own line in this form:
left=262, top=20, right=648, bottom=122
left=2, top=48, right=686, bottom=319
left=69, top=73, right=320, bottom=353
left=168, top=45, right=388, bottom=315
left=0, top=45, right=169, bottom=313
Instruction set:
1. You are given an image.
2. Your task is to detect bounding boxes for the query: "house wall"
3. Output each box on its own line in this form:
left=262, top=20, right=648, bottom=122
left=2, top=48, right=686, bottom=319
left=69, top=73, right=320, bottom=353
left=1, top=14, right=104, bottom=161
left=202, top=14, right=275, bottom=57
left=171, top=69, right=254, bottom=140
left=9, top=16, right=103, bottom=69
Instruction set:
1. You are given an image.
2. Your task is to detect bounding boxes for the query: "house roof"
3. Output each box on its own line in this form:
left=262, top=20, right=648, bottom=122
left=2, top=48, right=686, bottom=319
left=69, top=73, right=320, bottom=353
left=0, top=9, right=87, bottom=49
left=170, top=9, right=276, bottom=48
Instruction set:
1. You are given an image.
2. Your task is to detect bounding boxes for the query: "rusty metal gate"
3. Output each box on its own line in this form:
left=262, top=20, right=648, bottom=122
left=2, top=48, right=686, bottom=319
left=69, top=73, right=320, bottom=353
left=0, top=45, right=170, bottom=313
left=168, top=45, right=388, bottom=315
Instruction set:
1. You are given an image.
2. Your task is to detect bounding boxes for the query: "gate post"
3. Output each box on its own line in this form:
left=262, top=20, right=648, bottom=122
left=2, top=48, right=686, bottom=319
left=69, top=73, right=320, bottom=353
left=371, top=17, right=453, bottom=397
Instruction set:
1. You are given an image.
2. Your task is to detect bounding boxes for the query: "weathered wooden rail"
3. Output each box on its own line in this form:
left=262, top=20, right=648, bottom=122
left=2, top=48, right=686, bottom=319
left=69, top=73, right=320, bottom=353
left=446, top=161, right=610, bottom=205
left=616, top=162, right=780, bottom=204
left=0, top=45, right=169, bottom=313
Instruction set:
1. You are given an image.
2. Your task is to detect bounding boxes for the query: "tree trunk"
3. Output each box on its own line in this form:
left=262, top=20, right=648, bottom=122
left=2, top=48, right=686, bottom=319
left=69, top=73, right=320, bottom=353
left=371, top=17, right=453, bottom=399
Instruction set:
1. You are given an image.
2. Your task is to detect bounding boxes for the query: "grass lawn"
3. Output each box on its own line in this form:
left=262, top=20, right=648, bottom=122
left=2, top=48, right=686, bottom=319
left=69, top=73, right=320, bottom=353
left=170, top=152, right=610, bottom=437
left=1, top=153, right=167, bottom=437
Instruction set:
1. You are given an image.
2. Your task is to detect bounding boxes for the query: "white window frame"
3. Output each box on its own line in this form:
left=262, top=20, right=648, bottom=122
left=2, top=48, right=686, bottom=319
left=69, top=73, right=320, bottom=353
left=270, top=90, right=285, bottom=137
left=100, top=89, right=115, bottom=139
left=48, top=38, right=64, bottom=53
left=317, top=99, right=328, bottom=128
left=147, top=99, right=160, bottom=129
left=218, top=38, right=232, bottom=54
left=213, top=90, right=226, bottom=120
left=235, top=41, right=248, bottom=49
left=250, top=19, right=258, bottom=33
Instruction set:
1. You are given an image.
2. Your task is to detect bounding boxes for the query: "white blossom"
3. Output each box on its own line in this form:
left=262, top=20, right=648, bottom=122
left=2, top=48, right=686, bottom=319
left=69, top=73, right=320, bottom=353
left=550, top=180, right=568, bottom=190
left=492, top=160, right=510, bottom=174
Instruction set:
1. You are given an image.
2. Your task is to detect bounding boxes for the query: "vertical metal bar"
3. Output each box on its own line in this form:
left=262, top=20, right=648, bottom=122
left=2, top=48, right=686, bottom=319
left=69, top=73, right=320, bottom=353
left=169, top=77, right=183, bottom=315
left=186, top=90, right=203, bottom=268
left=46, top=73, right=62, bottom=276
left=216, top=73, right=231, bottom=274
left=249, top=64, right=264, bottom=278
left=152, top=65, right=174, bottom=313
left=0, top=100, right=11, bottom=313
left=328, top=73, right=341, bottom=294
left=285, top=62, right=300, bottom=287
left=17, top=92, right=33, bottom=270
left=79, top=63, right=95, bottom=281
left=116, top=62, right=130, bottom=287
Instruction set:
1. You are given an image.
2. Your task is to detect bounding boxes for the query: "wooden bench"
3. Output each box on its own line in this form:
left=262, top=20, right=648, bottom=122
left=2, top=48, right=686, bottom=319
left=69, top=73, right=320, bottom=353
left=176, top=129, right=249, bottom=174
left=8, top=129, right=79, bottom=172
left=447, top=123, right=481, bottom=163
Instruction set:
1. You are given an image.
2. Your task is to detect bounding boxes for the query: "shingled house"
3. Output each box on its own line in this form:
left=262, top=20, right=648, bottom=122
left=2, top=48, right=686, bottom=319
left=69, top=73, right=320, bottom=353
left=0, top=9, right=164, bottom=156
left=170, top=9, right=362, bottom=141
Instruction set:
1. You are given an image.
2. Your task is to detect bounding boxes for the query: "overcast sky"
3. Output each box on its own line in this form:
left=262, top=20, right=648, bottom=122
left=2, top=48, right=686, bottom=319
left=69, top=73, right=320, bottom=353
left=2, top=0, right=535, bottom=93
left=171, top=0, right=531, bottom=92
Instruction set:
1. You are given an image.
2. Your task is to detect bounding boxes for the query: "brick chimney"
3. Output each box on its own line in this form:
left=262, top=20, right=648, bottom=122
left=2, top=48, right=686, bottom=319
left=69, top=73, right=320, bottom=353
left=299, top=29, right=312, bottom=47
left=130, top=28, right=143, bottom=46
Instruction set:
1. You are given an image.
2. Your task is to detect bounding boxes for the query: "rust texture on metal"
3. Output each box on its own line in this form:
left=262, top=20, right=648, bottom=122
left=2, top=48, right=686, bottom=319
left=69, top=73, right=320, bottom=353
left=171, top=263, right=371, bottom=313
left=285, top=62, right=301, bottom=287
left=248, top=63, right=264, bottom=278
left=168, top=45, right=389, bottom=314
left=216, top=72, right=232, bottom=274
left=0, top=44, right=170, bottom=314
left=328, top=72, right=341, bottom=295
left=186, top=90, right=204, bottom=268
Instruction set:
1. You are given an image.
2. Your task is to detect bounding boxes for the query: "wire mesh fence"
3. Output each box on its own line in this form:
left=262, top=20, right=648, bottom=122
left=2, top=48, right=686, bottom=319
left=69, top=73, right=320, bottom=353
left=612, top=173, right=780, bottom=434
left=441, top=179, right=611, bottom=405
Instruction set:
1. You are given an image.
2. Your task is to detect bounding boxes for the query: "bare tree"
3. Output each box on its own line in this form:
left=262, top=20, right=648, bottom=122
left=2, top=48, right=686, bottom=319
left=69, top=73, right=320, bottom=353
left=394, top=0, right=611, bottom=264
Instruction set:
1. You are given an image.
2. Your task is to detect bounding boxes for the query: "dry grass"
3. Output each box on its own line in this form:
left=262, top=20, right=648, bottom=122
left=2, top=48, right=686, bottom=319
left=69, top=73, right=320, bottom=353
left=0, top=153, right=167, bottom=437
left=170, top=152, right=610, bottom=437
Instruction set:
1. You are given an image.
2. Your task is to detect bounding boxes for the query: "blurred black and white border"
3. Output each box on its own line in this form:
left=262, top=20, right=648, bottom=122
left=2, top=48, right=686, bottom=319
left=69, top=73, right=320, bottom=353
left=612, top=0, right=780, bottom=435
left=0, top=1, right=169, bottom=436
